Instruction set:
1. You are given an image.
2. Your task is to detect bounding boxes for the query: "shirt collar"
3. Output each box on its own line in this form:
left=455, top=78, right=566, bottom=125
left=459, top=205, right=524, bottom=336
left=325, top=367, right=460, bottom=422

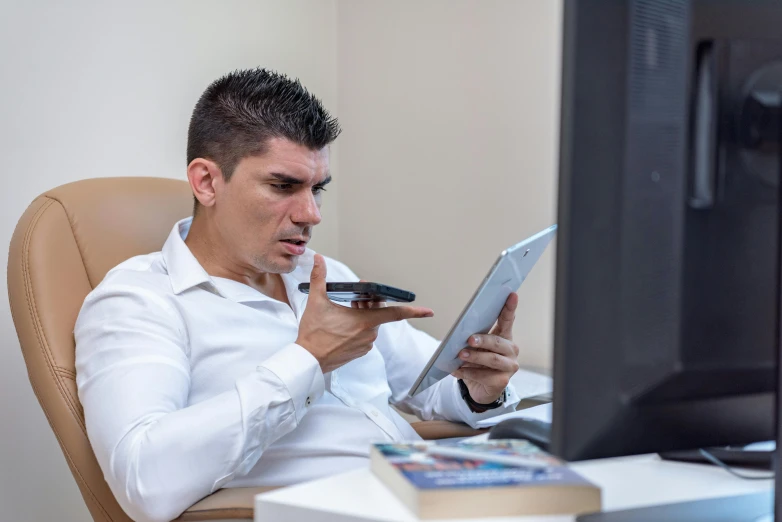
left=162, top=217, right=218, bottom=295
left=161, top=217, right=317, bottom=303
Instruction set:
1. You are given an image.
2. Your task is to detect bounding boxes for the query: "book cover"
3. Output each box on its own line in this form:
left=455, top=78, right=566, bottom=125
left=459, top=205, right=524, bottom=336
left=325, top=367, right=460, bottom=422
left=370, top=439, right=601, bottom=519
left=375, top=439, right=589, bottom=489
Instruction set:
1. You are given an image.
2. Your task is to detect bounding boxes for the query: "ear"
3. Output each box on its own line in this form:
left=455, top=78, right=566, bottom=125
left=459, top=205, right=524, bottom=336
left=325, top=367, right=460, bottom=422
left=187, top=158, right=222, bottom=209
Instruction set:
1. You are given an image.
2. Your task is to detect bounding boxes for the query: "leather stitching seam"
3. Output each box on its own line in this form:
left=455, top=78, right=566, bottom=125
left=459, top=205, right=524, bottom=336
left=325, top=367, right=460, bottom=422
left=23, top=197, right=87, bottom=432
left=55, top=367, right=77, bottom=380
left=21, top=197, right=114, bottom=521
left=44, top=193, right=94, bottom=288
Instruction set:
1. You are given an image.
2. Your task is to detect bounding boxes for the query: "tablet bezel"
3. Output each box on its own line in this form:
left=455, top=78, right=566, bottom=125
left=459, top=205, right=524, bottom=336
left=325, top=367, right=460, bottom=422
left=407, top=225, right=557, bottom=397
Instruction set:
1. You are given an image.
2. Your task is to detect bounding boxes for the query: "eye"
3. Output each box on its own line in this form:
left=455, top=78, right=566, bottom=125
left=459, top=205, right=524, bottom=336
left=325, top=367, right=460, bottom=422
left=312, top=186, right=327, bottom=195
left=271, top=183, right=294, bottom=191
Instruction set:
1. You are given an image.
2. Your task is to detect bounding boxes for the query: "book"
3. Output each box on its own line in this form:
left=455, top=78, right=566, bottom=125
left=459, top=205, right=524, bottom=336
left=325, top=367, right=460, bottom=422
left=369, top=439, right=601, bottom=519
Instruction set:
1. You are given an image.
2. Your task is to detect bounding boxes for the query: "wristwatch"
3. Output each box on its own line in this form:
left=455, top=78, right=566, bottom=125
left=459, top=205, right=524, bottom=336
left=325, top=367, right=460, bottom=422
left=457, top=378, right=507, bottom=413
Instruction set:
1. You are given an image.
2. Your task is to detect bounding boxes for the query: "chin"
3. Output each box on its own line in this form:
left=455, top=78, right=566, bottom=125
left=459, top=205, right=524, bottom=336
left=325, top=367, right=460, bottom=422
left=279, top=256, right=299, bottom=273
left=257, top=255, right=298, bottom=274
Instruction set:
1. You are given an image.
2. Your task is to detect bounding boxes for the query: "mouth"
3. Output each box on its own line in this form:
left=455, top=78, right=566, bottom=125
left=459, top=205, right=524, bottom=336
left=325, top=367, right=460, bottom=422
left=279, top=237, right=309, bottom=256
left=280, top=238, right=308, bottom=246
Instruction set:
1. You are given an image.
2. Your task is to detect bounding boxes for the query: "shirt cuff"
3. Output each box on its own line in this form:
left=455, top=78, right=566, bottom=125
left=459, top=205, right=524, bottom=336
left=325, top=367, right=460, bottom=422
left=256, top=343, right=325, bottom=424
left=441, top=376, right=522, bottom=429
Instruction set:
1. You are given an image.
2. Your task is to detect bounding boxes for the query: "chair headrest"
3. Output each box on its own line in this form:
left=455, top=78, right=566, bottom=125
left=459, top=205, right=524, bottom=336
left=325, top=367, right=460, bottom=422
left=43, top=177, right=193, bottom=287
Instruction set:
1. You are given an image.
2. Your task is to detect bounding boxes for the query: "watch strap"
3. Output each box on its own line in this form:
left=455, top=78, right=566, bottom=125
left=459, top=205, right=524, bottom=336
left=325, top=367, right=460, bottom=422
left=457, top=378, right=506, bottom=413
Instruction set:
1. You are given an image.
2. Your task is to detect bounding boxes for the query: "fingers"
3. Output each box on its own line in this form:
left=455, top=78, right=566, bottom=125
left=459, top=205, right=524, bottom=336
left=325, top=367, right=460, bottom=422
left=309, top=254, right=328, bottom=300
left=339, top=274, right=433, bottom=324
left=458, top=345, right=519, bottom=373
left=489, top=292, right=518, bottom=340
left=363, top=304, right=434, bottom=326
left=452, top=367, right=511, bottom=388
left=352, top=299, right=386, bottom=309
left=354, top=279, right=386, bottom=309
left=467, top=334, right=519, bottom=358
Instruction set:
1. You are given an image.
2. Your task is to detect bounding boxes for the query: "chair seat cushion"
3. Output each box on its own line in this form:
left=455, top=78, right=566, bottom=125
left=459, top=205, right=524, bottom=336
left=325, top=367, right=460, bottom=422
left=175, top=486, right=279, bottom=521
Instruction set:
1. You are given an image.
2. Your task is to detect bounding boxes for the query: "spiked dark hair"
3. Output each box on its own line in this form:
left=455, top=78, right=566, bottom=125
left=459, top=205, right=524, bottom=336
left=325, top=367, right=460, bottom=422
left=187, top=68, right=341, bottom=185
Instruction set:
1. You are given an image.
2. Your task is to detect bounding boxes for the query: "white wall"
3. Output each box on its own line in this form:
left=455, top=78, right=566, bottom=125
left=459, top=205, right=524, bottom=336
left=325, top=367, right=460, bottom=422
left=0, top=2, right=338, bottom=521
left=336, top=0, right=562, bottom=371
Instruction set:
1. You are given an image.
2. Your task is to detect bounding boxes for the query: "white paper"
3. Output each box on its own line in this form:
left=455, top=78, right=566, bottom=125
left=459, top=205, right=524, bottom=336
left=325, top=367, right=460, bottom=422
left=508, top=368, right=552, bottom=400
left=475, top=403, right=552, bottom=428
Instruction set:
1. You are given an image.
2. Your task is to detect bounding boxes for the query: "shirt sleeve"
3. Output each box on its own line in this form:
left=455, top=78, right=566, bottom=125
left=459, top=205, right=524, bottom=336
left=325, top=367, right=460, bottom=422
left=75, top=280, right=324, bottom=522
left=374, top=318, right=521, bottom=429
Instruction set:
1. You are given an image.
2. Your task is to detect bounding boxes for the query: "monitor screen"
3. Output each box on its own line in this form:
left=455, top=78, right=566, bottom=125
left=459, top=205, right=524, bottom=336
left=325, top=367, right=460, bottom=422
left=551, top=0, right=782, bottom=462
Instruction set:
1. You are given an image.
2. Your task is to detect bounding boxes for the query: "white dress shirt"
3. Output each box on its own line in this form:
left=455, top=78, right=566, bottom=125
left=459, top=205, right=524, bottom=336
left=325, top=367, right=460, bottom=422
left=75, top=218, right=520, bottom=522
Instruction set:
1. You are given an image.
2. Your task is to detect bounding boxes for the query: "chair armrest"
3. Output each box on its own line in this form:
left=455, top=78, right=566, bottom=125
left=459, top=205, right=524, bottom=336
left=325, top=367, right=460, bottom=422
left=411, top=420, right=488, bottom=440
left=174, top=486, right=279, bottom=521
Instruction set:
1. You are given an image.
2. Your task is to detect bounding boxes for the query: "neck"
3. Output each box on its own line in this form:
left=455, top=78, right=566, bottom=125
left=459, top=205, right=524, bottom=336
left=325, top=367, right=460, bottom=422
left=184, top=214, right=288, bottom=303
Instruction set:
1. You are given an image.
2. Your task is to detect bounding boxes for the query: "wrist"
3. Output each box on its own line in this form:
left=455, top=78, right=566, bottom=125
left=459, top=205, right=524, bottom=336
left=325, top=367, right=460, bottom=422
left=457, top=379, right=507, bottom=413
left=295, top=337, right=325, bottom=368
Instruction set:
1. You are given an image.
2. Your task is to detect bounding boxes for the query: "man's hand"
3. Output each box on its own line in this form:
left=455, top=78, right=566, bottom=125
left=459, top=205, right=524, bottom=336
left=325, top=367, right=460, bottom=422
left=451, top=293, right=520, bottom=405
left=297, top=254, right=434, bottom=373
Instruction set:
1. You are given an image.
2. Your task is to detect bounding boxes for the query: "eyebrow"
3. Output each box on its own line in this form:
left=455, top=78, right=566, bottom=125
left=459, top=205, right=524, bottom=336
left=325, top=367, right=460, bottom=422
left=269, top=173, right=332, bottom=187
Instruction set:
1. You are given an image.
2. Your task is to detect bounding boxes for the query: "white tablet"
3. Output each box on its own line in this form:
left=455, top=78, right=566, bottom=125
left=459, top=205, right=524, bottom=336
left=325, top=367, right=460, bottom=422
left=408, top=224, right=557, bottom=397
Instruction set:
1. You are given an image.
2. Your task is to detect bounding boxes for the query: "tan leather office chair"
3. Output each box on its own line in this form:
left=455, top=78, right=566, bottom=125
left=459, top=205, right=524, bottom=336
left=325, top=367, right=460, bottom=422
left=8, top=177, right=482, bottom=522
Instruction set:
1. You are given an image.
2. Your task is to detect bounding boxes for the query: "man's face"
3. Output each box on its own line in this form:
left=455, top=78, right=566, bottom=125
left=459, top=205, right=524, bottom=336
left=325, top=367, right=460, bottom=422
left=213, top=137, right=330, bottom=274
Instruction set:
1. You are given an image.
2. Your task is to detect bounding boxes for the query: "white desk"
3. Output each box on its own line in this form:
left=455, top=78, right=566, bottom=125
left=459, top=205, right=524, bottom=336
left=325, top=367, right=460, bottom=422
left=254, top=454, right=772, bottom=522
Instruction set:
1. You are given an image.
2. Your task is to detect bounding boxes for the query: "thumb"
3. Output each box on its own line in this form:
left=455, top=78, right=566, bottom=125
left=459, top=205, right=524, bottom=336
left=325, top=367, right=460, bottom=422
left=309, top=254, right=328, bottom=299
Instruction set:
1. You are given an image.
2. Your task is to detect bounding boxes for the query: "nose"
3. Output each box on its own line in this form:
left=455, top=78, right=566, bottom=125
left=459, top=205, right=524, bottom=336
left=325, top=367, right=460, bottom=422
left=292, top=190, right=322, bottom=227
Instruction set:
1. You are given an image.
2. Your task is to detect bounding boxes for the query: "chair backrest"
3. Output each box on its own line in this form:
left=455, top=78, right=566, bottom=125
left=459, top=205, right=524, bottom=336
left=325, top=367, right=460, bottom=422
left=8, top=177, right=193, bottom=522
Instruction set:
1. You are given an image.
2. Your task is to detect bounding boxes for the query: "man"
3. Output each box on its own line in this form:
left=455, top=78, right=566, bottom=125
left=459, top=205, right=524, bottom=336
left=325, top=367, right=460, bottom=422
left=75, top=68, right=522, bottom=522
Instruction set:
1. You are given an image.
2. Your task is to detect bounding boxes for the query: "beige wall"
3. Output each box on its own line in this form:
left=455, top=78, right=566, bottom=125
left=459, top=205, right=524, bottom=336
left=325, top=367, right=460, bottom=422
left=336, top=0, right=562, bottom=371
left=2, top=1, right=562, bottom=520
left=0, top=2, right=337, bottom=521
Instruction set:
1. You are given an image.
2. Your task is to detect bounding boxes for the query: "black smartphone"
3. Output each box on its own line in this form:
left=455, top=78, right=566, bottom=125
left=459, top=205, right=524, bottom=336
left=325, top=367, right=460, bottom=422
left=297, top=282, right=416, bottom=303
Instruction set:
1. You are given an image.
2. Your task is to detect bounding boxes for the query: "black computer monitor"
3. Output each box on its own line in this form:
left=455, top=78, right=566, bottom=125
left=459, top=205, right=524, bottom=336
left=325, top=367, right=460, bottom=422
left=550, top=0, right=782, bottom=519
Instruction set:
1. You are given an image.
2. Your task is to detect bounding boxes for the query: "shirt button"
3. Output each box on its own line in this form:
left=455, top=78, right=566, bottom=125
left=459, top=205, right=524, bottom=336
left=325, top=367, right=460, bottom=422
left=371, top=410, right=379, bottom=417
left=306, top=397, right=312, bottom=407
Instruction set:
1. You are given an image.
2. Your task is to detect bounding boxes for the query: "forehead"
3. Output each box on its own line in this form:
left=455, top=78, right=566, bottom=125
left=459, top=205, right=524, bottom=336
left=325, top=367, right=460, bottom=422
left=241, top=137, right=330, bottom=181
